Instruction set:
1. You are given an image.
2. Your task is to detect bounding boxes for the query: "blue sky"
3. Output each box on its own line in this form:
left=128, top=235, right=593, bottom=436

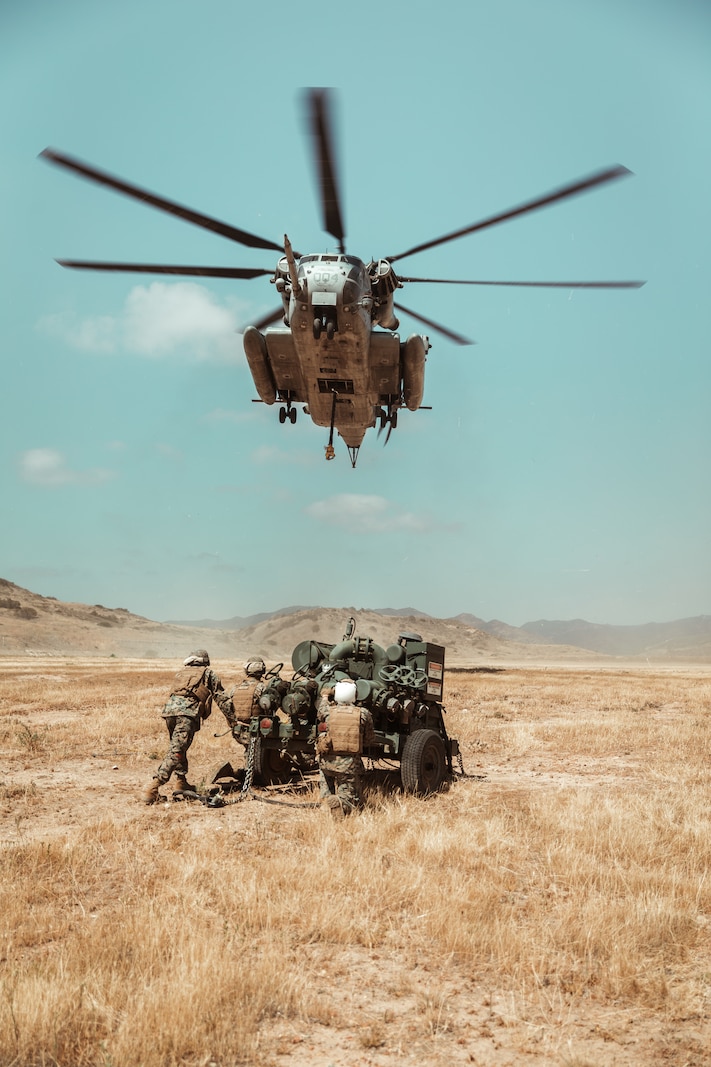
left=1, top=0, right=709, bottom=626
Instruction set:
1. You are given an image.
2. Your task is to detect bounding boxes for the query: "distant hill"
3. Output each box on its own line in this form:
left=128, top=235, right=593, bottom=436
left=0, top=580, right=593, bottom=664
left=166, top=605, right=433, bottom=631
left=166, top=605, right=312, bottom=631
left=1, top=578, right=709, bottom=662
left=450, top=611, right=711, bottom=660
left=0, top=577, right=243, bottom=660
left=451, top=613, right=540, bottom=644
left=521, top=617, right=711, bottom=659
left=213, top=607, right=597, bottom=666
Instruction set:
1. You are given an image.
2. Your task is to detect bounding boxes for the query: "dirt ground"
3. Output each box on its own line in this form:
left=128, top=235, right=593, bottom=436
left=1, top=662, right=710, bottom=1066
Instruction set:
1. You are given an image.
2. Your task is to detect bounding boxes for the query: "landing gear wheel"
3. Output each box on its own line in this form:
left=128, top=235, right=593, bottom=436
left=313, top=317, right=322, bottom=339
left=401, top=729, right=447, bottom=795
left=326, top=319, right=335, bottom=341
left=253, top=738, right=290, bottom=785
left=289, top=407, right=297, bottom=424
left=279, top=407, right=287, bottom=424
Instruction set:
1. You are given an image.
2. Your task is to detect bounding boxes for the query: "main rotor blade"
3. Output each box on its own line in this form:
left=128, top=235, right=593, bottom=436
left=393, top=301, right=474, bottom=346
left=56, top=260, right=274, bottom=279
left=40, top=148, right=284, bottom=253
left=305, top=89, right=346, bottom=253
left=399, top=275, right=646, bottom=289
left=247, top=306, right=284, bottom=331
left=388, top=165, right=633, bottom=263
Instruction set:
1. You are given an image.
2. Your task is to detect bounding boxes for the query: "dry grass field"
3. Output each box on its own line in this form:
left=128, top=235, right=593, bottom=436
left=1, top=658, right=710, bottom=1066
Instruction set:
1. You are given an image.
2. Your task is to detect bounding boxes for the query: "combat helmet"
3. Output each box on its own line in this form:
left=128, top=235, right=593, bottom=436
left=184, top=649, right=210, bottom=666
left=244, top=657, right=266, bottom=677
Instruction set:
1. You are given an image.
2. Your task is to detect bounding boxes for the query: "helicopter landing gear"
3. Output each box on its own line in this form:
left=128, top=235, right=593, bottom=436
left=313, top=313, right=337, bottom=341
left=376, top=404, right=399, bottom=445
left=278, top=401, right=297, bottom=425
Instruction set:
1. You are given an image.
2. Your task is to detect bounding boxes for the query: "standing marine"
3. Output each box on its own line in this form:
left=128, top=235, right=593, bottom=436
left=315, top=678, right=374, bottom=819
left=142, top=649, right=224, bottom=804
left=216, top=657, right=268, bottom=737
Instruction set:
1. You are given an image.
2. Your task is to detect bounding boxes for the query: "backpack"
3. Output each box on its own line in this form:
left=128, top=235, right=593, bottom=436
left=172, top=666, right=211, bottom=718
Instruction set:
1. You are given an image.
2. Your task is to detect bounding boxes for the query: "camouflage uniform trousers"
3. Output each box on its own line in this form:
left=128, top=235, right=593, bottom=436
left=318, top=753, right=366, bottom=814
left=155, top=715, right=198, bottom=784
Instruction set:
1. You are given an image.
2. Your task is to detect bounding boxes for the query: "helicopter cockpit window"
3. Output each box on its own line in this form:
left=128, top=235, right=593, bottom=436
left=346, top=263, right=366, bottom=284
left=297, top=253, right=366, bottom=289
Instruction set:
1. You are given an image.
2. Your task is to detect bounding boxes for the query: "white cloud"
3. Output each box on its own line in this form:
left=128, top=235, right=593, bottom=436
left=123, top=283, right=238, bottom=358
left=39, top=283, right=248, bottom=362
left=304, top=493, right=444, bottom=533
left=38, top=312, right=118, bottom=353
left=19, top=448, right=114, bottom=488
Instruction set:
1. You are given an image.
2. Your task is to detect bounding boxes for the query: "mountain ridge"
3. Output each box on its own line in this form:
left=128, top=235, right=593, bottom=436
left=1, top=578, right=709, bottom=662
left=168, top=603, right=711, bottom=660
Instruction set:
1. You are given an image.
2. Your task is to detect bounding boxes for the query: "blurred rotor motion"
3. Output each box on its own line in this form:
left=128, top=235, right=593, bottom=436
left=41, top=89, right=644, bottom=466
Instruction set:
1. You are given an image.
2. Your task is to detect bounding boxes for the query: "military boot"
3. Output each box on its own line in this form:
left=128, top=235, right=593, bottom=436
left=142, top=777, right=162, bottom=805
left=172, top=776, right=197, bottom=795
left=326, top=795, right=345, bottom=821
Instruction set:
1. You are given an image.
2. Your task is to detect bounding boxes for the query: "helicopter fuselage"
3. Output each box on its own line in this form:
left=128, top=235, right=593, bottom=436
left=243, top=250, right=428, bottom=460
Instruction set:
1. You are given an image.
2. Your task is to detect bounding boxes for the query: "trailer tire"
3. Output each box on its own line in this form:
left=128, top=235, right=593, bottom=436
left=253, top=739, right=290, bottom=785
left=401, top=729, right=447, bottom=795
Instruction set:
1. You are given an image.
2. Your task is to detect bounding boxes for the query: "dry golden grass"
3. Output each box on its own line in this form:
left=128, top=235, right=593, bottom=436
left=1, top=659, right=710, bottom=1066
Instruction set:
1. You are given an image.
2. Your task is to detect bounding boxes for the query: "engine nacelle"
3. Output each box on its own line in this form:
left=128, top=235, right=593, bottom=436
left=368, top=260, right=400, bottom=330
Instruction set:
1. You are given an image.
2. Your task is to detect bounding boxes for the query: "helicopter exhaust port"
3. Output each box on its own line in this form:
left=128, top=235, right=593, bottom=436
left=369, top=259, right=401, bottom=330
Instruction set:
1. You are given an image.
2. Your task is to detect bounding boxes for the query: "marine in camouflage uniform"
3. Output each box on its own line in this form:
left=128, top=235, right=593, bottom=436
left=142, top=650, right=224, bottom=804
left=316, top=680, right=374, bottom=819
left=216, top=657, right=267, bottom=738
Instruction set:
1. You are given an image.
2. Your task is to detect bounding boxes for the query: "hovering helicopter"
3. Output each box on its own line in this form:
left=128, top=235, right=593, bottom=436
left=41, top=89, right=644, bottom=467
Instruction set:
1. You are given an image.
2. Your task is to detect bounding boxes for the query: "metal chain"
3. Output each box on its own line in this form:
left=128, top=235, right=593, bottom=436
left=241, top=734, right=258, bottom=795
left=454, top=748, right=486, bottom=781
left=175, top=736, right=322, bottom=808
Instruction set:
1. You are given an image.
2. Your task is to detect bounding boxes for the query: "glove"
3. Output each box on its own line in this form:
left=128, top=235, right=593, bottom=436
left=316, top=733, right=333, bottom=757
